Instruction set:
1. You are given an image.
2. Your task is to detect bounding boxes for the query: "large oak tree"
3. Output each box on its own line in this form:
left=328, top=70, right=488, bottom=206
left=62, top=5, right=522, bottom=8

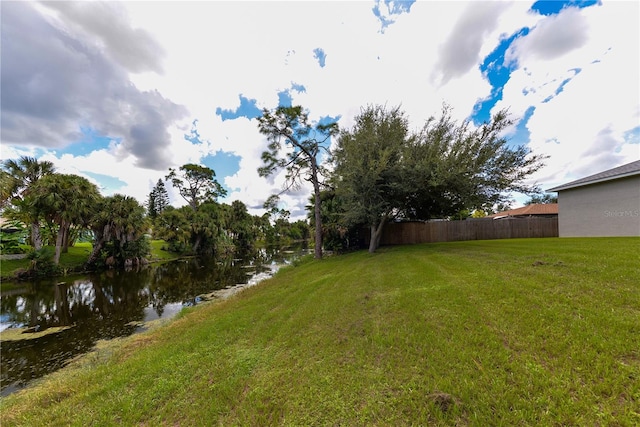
left=332, top=104, right=546, bottom=252
left=331, top=105, right=410, bottom=253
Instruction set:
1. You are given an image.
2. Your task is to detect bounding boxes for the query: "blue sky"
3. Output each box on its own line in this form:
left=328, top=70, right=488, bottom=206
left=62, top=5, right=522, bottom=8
left=1, top=0, right=638, bottom=218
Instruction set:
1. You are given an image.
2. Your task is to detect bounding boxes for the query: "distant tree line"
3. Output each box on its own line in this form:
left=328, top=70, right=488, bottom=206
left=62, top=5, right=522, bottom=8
left=1, top=101, right=548, bottom=274
left=1, top=157, right=149, bottom=277
left=0, top=158, right=308, bottom=278
left=146, top=164, right=309, bottom=258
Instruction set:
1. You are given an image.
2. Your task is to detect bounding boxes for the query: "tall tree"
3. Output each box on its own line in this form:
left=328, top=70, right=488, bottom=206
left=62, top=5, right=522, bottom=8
left=87, top=194, right=148, bottom=266
left=257, top=105, right=338, bottom=259
left=30, top=174, right=101, bottom=264
left=147, top=179, right=170, bottom=219
left=402, top=106, right=545, bottom=220
left=332, top=104, right=546, bottom=252
left=331, top=105, right=411, bottom=253
left=166, top=164, right=226, bottom=211
left=227, top=200, right=256, bottom=253
left=1, top=156, right=56, bottom=249
left=165, top=164, right=227, bottom=254
left=154, top=179, right=170, bottom=214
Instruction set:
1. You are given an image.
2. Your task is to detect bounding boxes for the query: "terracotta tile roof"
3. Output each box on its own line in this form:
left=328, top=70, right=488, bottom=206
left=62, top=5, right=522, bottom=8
left=548, top=160, right=640, bottom=192
left=488, top=203, right=558, bottom=218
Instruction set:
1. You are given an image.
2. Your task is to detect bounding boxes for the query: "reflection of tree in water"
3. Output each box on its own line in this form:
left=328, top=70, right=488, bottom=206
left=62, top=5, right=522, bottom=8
left=145, top=253, right=255, bottom=311
left=1, top=273, right=148, bottom=395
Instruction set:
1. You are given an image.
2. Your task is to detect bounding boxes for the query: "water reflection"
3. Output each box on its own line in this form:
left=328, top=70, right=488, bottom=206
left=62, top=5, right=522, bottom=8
left=0, top=244, right=307, bottom=396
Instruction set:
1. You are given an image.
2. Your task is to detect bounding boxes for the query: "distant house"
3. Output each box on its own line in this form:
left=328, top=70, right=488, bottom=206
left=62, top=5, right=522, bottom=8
left=487, top=203, right=558, bottom=220
left=547, top=160, right=640, bottom=237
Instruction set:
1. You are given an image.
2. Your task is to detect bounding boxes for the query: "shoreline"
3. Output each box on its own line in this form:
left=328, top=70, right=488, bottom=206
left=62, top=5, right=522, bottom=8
left=0, top=262, right=287, bottom=396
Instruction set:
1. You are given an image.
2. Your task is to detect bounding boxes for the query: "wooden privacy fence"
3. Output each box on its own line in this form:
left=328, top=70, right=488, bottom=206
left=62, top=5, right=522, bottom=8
left=366, top=217, right=558, bottom=246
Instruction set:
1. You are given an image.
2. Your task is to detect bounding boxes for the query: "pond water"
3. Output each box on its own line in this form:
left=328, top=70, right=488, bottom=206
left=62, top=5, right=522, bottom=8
left=0, top=245, right=308, bottom=396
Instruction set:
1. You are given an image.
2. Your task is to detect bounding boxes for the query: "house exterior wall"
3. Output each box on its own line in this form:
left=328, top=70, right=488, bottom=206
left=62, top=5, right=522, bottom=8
left=557, top=175, right=640, bottom=237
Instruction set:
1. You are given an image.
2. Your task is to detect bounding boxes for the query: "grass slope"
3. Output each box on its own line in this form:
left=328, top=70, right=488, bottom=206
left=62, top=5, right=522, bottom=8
left=1, top=238, right=639, bottom=426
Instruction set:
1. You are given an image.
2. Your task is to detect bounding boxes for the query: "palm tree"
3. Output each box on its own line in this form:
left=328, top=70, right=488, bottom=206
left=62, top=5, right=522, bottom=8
left=1, top=156, right=56, bottom=249
left=0, top=170, right=16, bottom=209
left=31, top=174, right=101, bottom=264
left=86, top=194, right=148, bottom=266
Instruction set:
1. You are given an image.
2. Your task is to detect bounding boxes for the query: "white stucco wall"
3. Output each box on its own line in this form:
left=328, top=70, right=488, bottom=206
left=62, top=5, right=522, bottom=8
left=557, top=175, right=640, bottom=237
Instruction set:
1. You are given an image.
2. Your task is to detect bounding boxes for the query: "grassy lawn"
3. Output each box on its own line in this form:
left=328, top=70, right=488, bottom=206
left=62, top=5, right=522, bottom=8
left=1, top=237, right=638, bottom=426
left=148, top=239, right=181, bottom=261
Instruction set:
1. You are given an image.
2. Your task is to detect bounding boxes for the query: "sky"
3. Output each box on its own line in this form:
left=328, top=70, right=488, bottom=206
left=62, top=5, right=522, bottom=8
left=2, top=0, right=639, bottom=220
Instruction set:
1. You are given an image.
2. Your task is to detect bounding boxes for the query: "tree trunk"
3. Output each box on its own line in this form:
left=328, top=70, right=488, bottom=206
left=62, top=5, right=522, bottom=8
left=86, top=237, right=104, bottom=266
left=31, top=221, right=43, bottom=250
left=311, top=161, right=323, bottom=259
left=192, top=233, right=202, bottom=254
left=54, top=221, right=67, bottom=265
left=61, top=227, right=69, bottom=253
left=369, top=218, right=387, bottom=253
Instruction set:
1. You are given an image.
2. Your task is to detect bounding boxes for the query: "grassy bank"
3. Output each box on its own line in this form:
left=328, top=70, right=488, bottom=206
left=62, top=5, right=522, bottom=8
left=1, top=237, right=638, bottom=426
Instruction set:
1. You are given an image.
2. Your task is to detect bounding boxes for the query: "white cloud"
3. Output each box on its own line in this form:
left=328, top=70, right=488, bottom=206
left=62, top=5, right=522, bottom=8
left=493, top=2, right=639, bottom=189
left=40, top=1, right=165, bottom=74
left=3, top=1, right=638, bottom=220
left=506, top=7, right=590, bottom=65
left=432, top=2, right=510, bottom=86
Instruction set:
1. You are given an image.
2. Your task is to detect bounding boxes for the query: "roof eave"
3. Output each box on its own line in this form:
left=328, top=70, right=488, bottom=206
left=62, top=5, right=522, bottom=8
left=547, top=170, right=640, bottom=192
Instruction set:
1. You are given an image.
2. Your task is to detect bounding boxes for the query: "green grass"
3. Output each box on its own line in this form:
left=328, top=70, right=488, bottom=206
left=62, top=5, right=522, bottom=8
left=148, top=239, right=181, bottom=261
left=1, top=237, right=639, bottom=426
left=0, top=243, right=93, bottom=282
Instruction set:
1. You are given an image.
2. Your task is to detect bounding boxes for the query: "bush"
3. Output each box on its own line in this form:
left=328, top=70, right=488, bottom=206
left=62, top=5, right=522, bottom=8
left=25, top=247, right=60, bottom=278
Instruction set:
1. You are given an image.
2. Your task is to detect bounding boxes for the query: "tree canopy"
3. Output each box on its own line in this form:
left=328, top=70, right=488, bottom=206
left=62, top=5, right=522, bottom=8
left=331, top=105, right=412, bottom=252
left=1, top=156, right=56, bottom=249
left=166, top=164, right=226, bottom=211
left=401, top=106, right=545, bottom=220
left=525, top=193, right=557, bottom=205
left=331, top=104, right=546, bottom=252
left=30, top=173, right=101, bottom=264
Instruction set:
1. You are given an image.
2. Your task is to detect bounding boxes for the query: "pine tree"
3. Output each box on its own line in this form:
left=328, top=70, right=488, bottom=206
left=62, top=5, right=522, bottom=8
left=154, top=179, right=170, bottom=215
left=146, top=179, right=170, bottom=219
left=146, top=188, right=157, bottom=219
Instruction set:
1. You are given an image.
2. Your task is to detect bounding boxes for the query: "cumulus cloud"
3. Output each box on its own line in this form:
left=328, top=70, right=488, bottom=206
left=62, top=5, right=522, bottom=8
left=506, top=6, right=590, bottom=66
left=2, top=1, right=637, bottom=218
left=496, top=2, right=639, bottom=188
left=0, top=1, right=187, bottom=171
left=41, top=1, right=166, bottom=74
left=432, top=1, right=511, bottom=86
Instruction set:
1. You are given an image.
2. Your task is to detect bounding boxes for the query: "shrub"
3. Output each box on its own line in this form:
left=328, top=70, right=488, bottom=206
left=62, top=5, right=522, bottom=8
left=25, top=247, right=60, bottom=277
